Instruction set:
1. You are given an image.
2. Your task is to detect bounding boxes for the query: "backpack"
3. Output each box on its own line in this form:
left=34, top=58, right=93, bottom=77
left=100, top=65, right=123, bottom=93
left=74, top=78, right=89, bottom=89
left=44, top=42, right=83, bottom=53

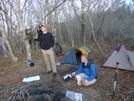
left=54, top=43, right=62, bottom=54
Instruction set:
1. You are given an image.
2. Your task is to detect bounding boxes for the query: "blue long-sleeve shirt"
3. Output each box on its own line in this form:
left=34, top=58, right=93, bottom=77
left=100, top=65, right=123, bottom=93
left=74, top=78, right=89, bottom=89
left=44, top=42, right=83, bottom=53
left=75, top=63, right=97, bottom=81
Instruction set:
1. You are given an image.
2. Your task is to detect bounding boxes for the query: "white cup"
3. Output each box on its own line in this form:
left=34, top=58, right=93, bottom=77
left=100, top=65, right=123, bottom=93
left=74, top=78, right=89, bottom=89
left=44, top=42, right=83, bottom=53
left=76, top=75, right=82, bottom=85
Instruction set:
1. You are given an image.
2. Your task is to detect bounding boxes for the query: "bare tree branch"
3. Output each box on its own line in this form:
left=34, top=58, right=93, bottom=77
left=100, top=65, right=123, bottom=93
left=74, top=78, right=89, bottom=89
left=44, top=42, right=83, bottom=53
left=34, top=0, right=67, bottom=29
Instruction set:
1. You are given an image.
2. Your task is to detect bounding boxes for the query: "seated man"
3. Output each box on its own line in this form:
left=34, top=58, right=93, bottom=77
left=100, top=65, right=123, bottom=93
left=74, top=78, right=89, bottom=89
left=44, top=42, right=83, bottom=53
left=71, top=54, right=97, bottom=86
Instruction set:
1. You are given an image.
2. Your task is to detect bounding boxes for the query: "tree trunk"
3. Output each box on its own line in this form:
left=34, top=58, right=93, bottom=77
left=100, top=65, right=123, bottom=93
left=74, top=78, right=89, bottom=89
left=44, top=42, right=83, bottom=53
left=24, top=38, right=32, bottom=61
left=71, top=0, right=86, bottom=44
left=88, top=16, right=105, bottom=56
left=65, top=21, right=74, bottom=47
left=0, top=26, right=18, bottom=62
left=81, top=23, right=86, bottom=44
left=18, top=1, right=32, bottom=61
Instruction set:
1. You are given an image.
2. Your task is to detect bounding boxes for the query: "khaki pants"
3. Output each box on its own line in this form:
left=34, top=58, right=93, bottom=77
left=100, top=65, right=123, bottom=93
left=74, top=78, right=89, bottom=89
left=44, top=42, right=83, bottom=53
left=41, top=49, right=57, bottom=73
left=76, top=73, right=96, bottom=86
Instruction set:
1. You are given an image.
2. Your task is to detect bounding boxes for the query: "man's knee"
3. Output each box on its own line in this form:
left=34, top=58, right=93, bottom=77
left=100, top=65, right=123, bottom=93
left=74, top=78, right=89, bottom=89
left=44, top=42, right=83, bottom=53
left=82, top=79, right=97, bottom=86
left=82, top=83, right=90, bottom=86
left=82, top=80, right=90, bottom=86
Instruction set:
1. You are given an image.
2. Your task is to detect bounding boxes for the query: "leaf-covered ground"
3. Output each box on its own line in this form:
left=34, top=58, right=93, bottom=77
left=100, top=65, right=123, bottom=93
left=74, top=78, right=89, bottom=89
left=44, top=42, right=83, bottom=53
left=0, top=49, right=134, bottom=101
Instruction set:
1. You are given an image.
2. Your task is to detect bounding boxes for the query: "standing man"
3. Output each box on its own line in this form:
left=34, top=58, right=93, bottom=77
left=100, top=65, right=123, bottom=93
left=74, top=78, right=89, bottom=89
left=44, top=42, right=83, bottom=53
left=39, top=25, right=57, bottom=77
left=71, top=54, right=97, bottom=86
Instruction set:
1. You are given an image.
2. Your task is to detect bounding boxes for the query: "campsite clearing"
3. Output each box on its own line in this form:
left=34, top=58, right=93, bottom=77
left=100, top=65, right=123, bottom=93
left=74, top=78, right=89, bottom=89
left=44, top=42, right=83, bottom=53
left=0, top=46, right=134, bottom=101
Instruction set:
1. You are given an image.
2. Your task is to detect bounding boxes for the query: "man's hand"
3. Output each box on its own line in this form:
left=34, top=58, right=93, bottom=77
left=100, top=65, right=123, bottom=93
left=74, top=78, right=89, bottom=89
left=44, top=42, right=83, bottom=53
left=71, top=72, right=76, bottom=76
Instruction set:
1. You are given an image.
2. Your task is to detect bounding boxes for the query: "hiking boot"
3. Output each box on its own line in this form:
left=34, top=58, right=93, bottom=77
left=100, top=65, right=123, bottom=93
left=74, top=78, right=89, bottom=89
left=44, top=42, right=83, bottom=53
left=52, top=73, right=57, bottom=78
left=47, top=71, right=52, bottom=74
